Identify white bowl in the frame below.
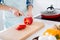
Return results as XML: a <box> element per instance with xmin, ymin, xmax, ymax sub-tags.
<box><xmin>38</xmin><ymin>35</ymin><xmax>57</xmax><ymax>40</ymax></box>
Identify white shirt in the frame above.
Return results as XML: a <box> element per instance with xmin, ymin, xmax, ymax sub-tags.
<box><xmin>4</xmin><ymin>0</ymin><xmax>26</xmax><ymax>11</ymax></box>
<box><xmin>3</xmin><ymin>0</ymin><xmax>33</xmax><ymax>28</ymax></box>
<box><xmin>4</xmin><ymin>0</ymin><xmax>28</xmax><ymax>28</ymax></box>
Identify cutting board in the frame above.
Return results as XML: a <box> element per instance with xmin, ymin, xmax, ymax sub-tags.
<box><xmin>0</xmin><ymin>22</ymin><xmax>44</xmax><ymax>40</ymax></box>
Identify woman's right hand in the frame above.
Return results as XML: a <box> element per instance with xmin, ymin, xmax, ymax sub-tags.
<box><xmin>0</xmin><ymin>5</ymin><xmax>24</xmax><ymax>17</ymax></box>
<box><xmin>14</xmin><ymin>9</ymin><xmax>24</xmax><ymax>17</ymax></box>
<box><xmin>14</xmin><ymin>10</ymin><xmax>22</xmax><ymax>17</ymax></box>
<box><xmin>9</xmin><ymin>7</ymin><xmax>24</xmax><ymax>17</ymax></box>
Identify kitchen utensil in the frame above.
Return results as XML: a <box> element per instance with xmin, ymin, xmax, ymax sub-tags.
<box><xmin>41</xmin><ymin>5</ymin><xmax>60</xmax><ymax>19</ymax></box>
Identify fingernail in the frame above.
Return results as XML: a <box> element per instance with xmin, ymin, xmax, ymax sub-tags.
<box><xmin>19</xmin><ymin>13</ymin><xmax>22</xmax><ymax>16</ymax></box>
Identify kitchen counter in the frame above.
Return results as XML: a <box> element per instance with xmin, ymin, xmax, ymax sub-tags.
<box><xmin>0</xmin><ymin>17</ymin><xmax>60</xmax><ymax>40</ymax></box>
<box><xmin>0</xmin><ymin>8</ymin><xmax>60</xmax><ymax>40</ymax></box>
<box><xmin>26</xmin><ymin>18</ymin><xmax>60</xmax><ymax>40</ymax></box>
<box><xmin>0</xmin><ymin>19</ymin><xmax>44</xmax><ymax>40</ymax></box>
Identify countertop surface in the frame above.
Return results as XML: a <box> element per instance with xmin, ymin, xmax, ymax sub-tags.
<box><xmin>0</xmin><ymin>18</ymin><xmax>60</xmax><ymax>40</ymax></box>
<box><xmin>0</xmin><ymin>21</ymin><xmax>44</xmax><ymax>40</ymax></box>
<box><xmin>0</xmin><ymin>9</ymin><xmax>60</xmax><ymax>40</ymax></box>
<box><xmin>26</xmin><ymin>19</ymin><xmax>60</xmax><ymax>40</ymax></box>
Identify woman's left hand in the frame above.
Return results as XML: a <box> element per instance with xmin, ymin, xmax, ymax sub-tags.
<box><xmin>27</xmin><ymin>11</ymin><xmax>33</xmax><ymax>17</ymax></box>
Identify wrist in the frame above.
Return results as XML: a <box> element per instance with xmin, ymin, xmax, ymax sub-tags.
<box><xmin>27</xmin><ymin>5</ymin><xmax>33</xmax><ymax>10</ymax></box>
<box><xmin>9</xmin><ymin>7</ymin><xmax>19</xmax><ymax>13</ymax></box>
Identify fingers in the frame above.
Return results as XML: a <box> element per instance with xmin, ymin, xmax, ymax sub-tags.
<box><xmin>19</xmin><ymin>11</ymin><xmax>24</xmax><ymax>16</ymax></box>
<box><xmin>14</xmin><ymin>10</ymin><xmax>24</xmax><ymax>17</ymax></box>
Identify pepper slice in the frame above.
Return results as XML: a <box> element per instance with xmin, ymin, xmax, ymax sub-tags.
<box><xmin>16</xmin><ymin>24</ymin><xmax>26</xmax><ymax>30</ymax></box>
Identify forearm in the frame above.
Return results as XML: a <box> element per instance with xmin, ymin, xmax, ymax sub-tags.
<box><xmin>27</xmin><ymin>5</ymin><xmax>33</xmax><ymax>17</ymax></box>
<box><xmin>27</xmin><ymin>5</ymin><xmax>33</xmax><ymax>12</ymax></box>
<box><xmin>0</xmin><ymin>5</ymin><xmax>22</xmax><ymax>16</ymax></box>
<box><xmin>26</xmin><ymin>0</ymin><xmax>33</xmax><ymax>10</ymax></box>
<box><xmin>26</xmin><ymin>0</ymin><xmax>33</xmax><ymax>16</ymax></box>
<box><xmin>0</xmin><ymin>5</ymin><xmax>18</xmax><ymax>12</ymax></box>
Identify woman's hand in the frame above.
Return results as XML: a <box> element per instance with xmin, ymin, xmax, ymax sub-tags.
<box><xmin>27</xmin><ymin>5</ymin><xmax>33</xmax><ymax>17</ymax></box>
<box><xmin>0</xmin><ymin>5</ymin><xmax>24</xmax><ymax>17</ymax></box>
<box><xmin>27</xmin><ymin>11</ymin><xmax>33</xmax><ymax>17</ymax></box>
<box><xmin>9</xmin><ymin>7</ymin><xmax>24</xmax><ymax>17</ymax></box>
<box><xmin>14</xmin><ymin>10</ymin><xmax>23</xmax><ymax>17</ymax></box>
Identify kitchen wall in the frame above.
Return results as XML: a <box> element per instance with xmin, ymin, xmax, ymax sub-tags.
<box><xmin>32</xmin><ymin>0</ymin><xmax>60</xmax><ymax>16</ymax></box>
<box><xmin>36</xmin><ymin>0</ymin><xmax>60</xmax><ymax>9</ymax></box>
<box><xmin>4</xmin><ymin>0</ymin><xmax>60</xmax><ymax>16</ymax></box>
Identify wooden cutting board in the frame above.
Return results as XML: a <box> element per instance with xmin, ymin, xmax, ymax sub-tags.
<box><xmin>0</xmin><ymin>22</ymin><xmax>44</xmax><ymax>40</ymax></box>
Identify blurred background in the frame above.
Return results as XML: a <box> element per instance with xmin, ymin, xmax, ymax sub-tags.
<box><xmin>0</xmin><ymin>0</ymin><xmax>60</xmax><ymax>31</ymax></box>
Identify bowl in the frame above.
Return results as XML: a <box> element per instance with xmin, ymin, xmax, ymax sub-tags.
<box><xmin>41</xmin><ymin>11</ymin><xmax>60</xmax><ymax>19</ymax></box>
